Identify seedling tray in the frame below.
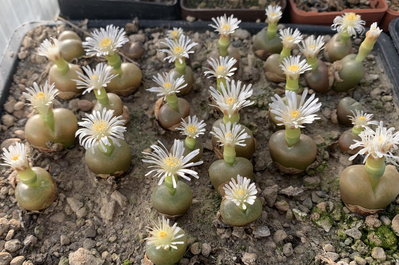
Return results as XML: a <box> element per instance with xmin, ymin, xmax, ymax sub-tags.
<box><xmin>389</xmin><ymin>18</ymin><xmax>399</xmax><ymax>54</ymax></box>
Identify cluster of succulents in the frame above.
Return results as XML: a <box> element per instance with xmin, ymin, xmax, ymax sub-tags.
<box><xmin>1</xmin><ymin>6</ymin><xmax>399</xmax><ymax>265</ymax></box>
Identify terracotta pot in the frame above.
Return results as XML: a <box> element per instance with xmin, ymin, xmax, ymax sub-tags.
<box><xmin>288</xmin><ymin>0</ymin><xmax>387</xmax><ymax>26</ymax></box>
<box><xmin>381</xmin><ymin>8</ymin><xmax>399</xmax><ymax>32</ymax></box>
<box><xmin>181</xmin><ymin>0</ymin><xmax>286</xmax><ymax>21</ymax></box>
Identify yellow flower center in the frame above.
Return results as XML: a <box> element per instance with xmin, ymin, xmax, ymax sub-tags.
<box><xmin>171</xmin><ymin>31</ymin><xmax>179</xmax><ymax>38</ymax></box>
<box><xmin>164</xmin><ymin>156</ymin><xmax>180</xmax><ymax>169</ymax></box>
<box><xmin>225</xmin><ymin>132</ymin><xmax>233</xmax><ymax>140</ymax></box>
<box><xmin>225</xmin><ymin>97</ymin><xmax>236</xmax><ymax>105</ymax></box>
<box><xmin>235</xmin><ymin>188</ymin><xmax>246</xmax><ymax>197</ymax></box>
<box><xmin>35</xmin><ymin>92</ymin><xmax>46</xmax><ymax>99</ymax></box>
<box><xmin>186</xmin><ymin>124</ymin><xmax>198</xmax><ymax>134</ymax></box>
<box><xmin>99</xmin><ymin>37</ymin><xmax>112</xmax><ymax>48</ymax></box>
<box><xmin>269</xmin><ymin>12</ymin><xmax>277</xmax><ymax>17</ymax></box>
<box><xmin>11</xmin><ymin>155</ymin><xmax>20</xmax><ymax>161</ymax></box>
<box><xmin>287</xmin><ymin>64</ymin><xmax>300</xmax><ymax>72</ymax></box>
<box><xmin>92</xmin><ymin>120</ymin><xmax>108</xmax><ymax>134</ymax></box>
<box><xmin>308</xmin><ymin>44</ymin><xmax>316</xmax><ymax>50</ymax></box>
<box><xmin>158</xmin><ymin>231</ymin><xmax>168</xmax><ymax>238</ymax></box>
<box><xmin>216</xmin><ymin>65</ymin><xmax>226</xmax><ymax>73</ymax></box>
<box><xmin>289</xmin><ymin>110</ymin><xmax>300</xmax><ymax>118</ymax></box>
<box><xmin>163</xmin><ymin>82</ymin><xmax>173</xmax><ymax>89</ymax></box>
<box><xmin>173</xmin><ymin>46</ymin><xmax>183</xmax><ymax>54</ymax></box>
<box><xmin>345</xmin><ymin>13</ymin><xmax>357</xmax><ymax>21</ymax></box>
<box><xmin>91</xmin><ymin>74</ymin><xmax>99</xmax><ymax>81</ymax></box>
<box><xmin>222</xmin><ymin>24</ymin><xmax>231</xmax><ymax>32</ymax></box>
<box><xmin>358</xmin><ymin>116</ymin><xmax>367</xmax><ymax>121</ymax></box>
<box><xmin>285</xmin><ymin>36</ymin><xmax>294</xmax><ymax>41</ymax></box>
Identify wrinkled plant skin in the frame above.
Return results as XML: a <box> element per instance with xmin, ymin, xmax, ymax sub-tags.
<box><xmin>337</xmin><ymin>97</ymin><xmax>363</xmax><ymax>126</ymax></box>
<box><xmin>183</xmin><ymin>141</ymin><xmax>203</xmax><ymax>163</ymax></box>
<box><xmin>58</xmin><ymin>31</ymin><xmax>84</xmax><ymax>62</ymax></box>
<box><xmin>340</xmin><ymin>165</ymin><xmax>399</xmax><ymax>212</ymax></box>
<box><xmin>106</xmin><ymin>63</ymin><xmax>142</xmax><ymax>96</ymax></box>
<box><xmin>146</xmin><ymin>234</ymin><xmax>188</xmax><ymax>265</ymax></box>
<box><xmin>333</xmin><ymin>54</ymin><xmax>364</xmax><ymax>92</ymax></box>
<box><xmin>324</xmin><ymin>33</ymin><xmax>352</xmax><ymax>62</ymax></box>
<box><xmin>305</xmin><ymin>60</ymin><xmax>330</xmax><ymax>93</ymax></box>
<box><xmin>208</xmin><ymin>157</ymin><xmax>254</xmax><ymax>195</ymax></box>
<box><xmin>93</xmin><ymin>93</ymin><xmax>124</xmax><ymax>117</ymax></box>
<box><xmin>269</xmin><ymin>130</ymin><xmax>317</xmax><ymax>174</ymax></box>
<box><xmin>25</xmin><ymin>108</ymin><xmax>78</xmax><ymax>152</ymax></box>
<box><xmin>151</xmin><ymin>181</ymin><xmax>192</xmax><ymax>216</ymax></box>
<box><xmin>85</xmin><ymin>140</ymin><xmax>132</xmax><ymax>176</ymax></box>
<box><xmin>253</xmin><ymin>28</ymin><xmax>283</xmax><ymax>60</ymax></box>
<box><xmin>155</xmin><ymin>98</ymin><xmax>190</xmax><ymax>131</ymax></box>
<box><xmin>15</xmin><ymin>167</ymin><xmax>57</xmax><ymax>211</ymax></box>
<box><xmin>220</xmin><ymin>198</ymin><xmax>262</xmax><ymax>227</ymax></box>
<box><xmin>263</xmin><ymin>54</ymin><xmax>285</xmax><ymax>82</ymax></box>
<box><xmin>338</xmin><ymin>129</ymin><xmax>361</xmax><ymax>155</ymax></box>
<box><xmin>212</xmin><ymin>119</ymin><xmax>256</xmax><ymax>159</ymax></box>
<box><xmin>49</xmin><ymin>63</ymin><xmax>82</xmax><ymax>99</ymax></box>
<box><xmin>170</xmin><ymin>66</ymin><xmax>194</xmax><ymax>95</ymax></box>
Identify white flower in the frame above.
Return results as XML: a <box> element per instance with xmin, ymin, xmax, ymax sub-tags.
<box><xmin>142</xmin><ymin>140</ymin><xmax>203</xmax><ymax>188</ymax></box>
<box><xmin>349</xmin><ymin>110</ymin><xmax>378</xmax><ymax>129</ymax></box>
<box><xmin>299</xmin><ymin>35</ymin><xmax>325</xmax><ymax>58</ymax></box>
<box><xmin>146</xmin><ymin>217</ymin><xmax>185</xmax><ymax>250</ymax></box>
<box><xmin>23</xmin><ymin>81</ymin><xmax>59</xmax><ymax>113</ymax></box>
<box><xmin>147</xmin><ymin>72</ymin><xmax>187</xmax><ymax>97</ymax></box>
<box><xmin>280</xmin><ymin>55</ymin><xmax>312</xmax><ymax>79</ymax></box>
<box><xmin>265</xmin><ymin>5</ymin><xmax>282</xmax><ymax>24</ymax></box>
<box><xmin>209</xmin><ymin>80</ymin><xmax>254</xmax><ymax>118</ymax></box>
<box><xmin>349</xmin><ymin>121</ymin><xmax>399</xmax><ymax>164</ymax></box>
<box><xmin>279</xmin><ymin>28</ymin><xmax>303</xmax><ymax>49</ymax></box>
<box><xmin>83</xmin><ymin>25</ymin><xmax>128</xmax><ymax>57</ymax></box>
<box><xmin>223</xmin><ymin>175</ymin><xmax>257</xmax><ymax>210</ymax></box>
<box><xmin>75</xmin><ymin>63</ymin><xmax>117</xmax><ymax>94</ymax></box>
<box><xmin>177</xmin><ymin>116</ymin><xmax>206</xmax><ymax>139</ymax></box>
<box><xmin>38</xmin><ymin>38</ymin><xmax>61</xmax><ymax>61</ymax></box>
<box><xmin>211</xmin><ymin>122</ymin><xmax>249</xmax><ymax>147</ymax></box>
<box><xmin>331</xmin><ymin>12</ymin><xmax>365</xmax><ymax>36</ymax></box>
<box><xmin>366</xmin><ymin>22</ymin><xmax>382</xmax><ymax>40</ymax></box>
<box><xmin>160</xmin><ymin>35</ymin><xmax>197</xmax><ymax>64</ymax></box>
<box><xmin>204</xmin><ymin>56</ymin><xmax>237</xmax><ymax>81</ymax></box>
<box><xmin>76</xmin><ymin>109</ymin><xmax>126</xmax><ymax>152</ymax></box>
<box><xmin>1</xmin><ymin>142</ymin><xmax>29</xmax><ymax>171</ymax></box>
<box><xmin>209</xmin><ymin>14</ymin><xmax>241</xmax><ymax>36</ymax></box>
<box><xmin>270</xmin><ymin>89</ymin><xmax>321</xmax><ymax>128</ymax></box>
<box><xmin>167</xmin><ymin>27</ymin><xmax>184</xmax><ymax>40</ymax></box>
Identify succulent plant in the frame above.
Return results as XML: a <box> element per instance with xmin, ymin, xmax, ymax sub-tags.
<box><xmin>38</xmin><ymin>38</ymin><xmax>82</xmax><ymax>99</ymax></box>
<box><xmin>209</xmin><ymin>14</ymin><xmax>241</xmax><ymax>58</ymax></box>
<box><xmin>253</xmin><ymin>5</ymin><xmax>283</xmax><ymax>60</ymax></box>
<box><xmin>204</xmin><ymin>56</ymin><xmax>237</xmax><ymax>92</ymax></box>
<box><xmin>336</xmin><ymin>97</ymin><xmax>364</xmax><ymax>126</ymax></box>
<box><xmin>142</xmin><ymin>140</ymin><xmax>203</xmax><ymax>216</ymax></box>
<box><xmin>24</xmin><ymin>82</ymin><xmax>78</xmax><ymax>152</ymax></box>
<box><xmin>280</xmin><ymin>55</ymin><xmax>312</xmax><ymax>93</ymax></box>
<box><xmin>76</xmin><ymin>109</ymin><xmax>131</xmax><ymax>177</ymax></box>
<box><xmin>58</xmin><ymin>30</ymin><xmax>84</xmax><ymax>62</ymax></box>
<box><xmin>84</xmin><ymin>25</ymin><xmax>142</xmax><ymax>96</ymax></box>
<box><xmin>1</xmin><ymin>142</ymin><xmax>56</xmax><ymax>211</ymax></box>
<box><xmin>268</xmin><ymin>89</ymin><xmax>321</xmax><ymax>173</ymax></box>
<box><xmin>176</xmin><ymin>115</ymin><xmax>206</xmax><ymax>162</ymax></box>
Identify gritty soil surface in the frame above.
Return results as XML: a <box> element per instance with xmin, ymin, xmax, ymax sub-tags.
<box><xmin>386</xmin><ymin>0</ymin><xmax>399</xmax><ymax>11</ymax></box>
<box><xmin>295</xmin><ymin>0</ymin><xmax>372</xmax><ymax>12</ymax></box>
<box><xmin>0</xmin><ymin>21</ymin><xmax>399</xmax><ymax>265</ymax></box>
<box><xmin>185</xmin><ymin>0</ymin><xmax>283</xmax><ymax>9</ymax></box>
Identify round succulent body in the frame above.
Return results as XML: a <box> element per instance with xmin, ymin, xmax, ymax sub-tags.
<box><xmin>106</xmin><ymin>62</ymin><xmax>142</xmax><ymax>96</ymax></box>
<box><xmin>340</xmin><ymin>165</ymin><xmax>399</xmax><ymax>214</ymax></box>
<box><xmin>263</xmin><ymin>54</ymin><xmax>285</xmax><ymax>82</ymax></box>
<box><xmin>337</xmin><ymin>97</ymin><xmax>363</xmax><ymax>126</ymax></box>
<box><xmin>333</xmin><ymin>54</ymin><xmax>364</xmax><ymax>92</ymax></box>
<box><xmin>304</xmin><ymin>60</ymin><xmax>330</xmax><ymax>93</ymax></box>
<box><xmin>25</xmin><ymin>108</ymin><xmax>77</xmax><ymax>152</ymax></box>
<box><xmin>208</xmin><ymin>158</ymin><xmax>253</xmax><ymax>195</ymax></box>
<box><xmin>93</xmin><ymin>93</ymin><xmax>124</xmax><ymax>117</ymax></box>
<box><xmin>151</xmin><ymin>181</ymin><xmax>193</xmax><ymax>217</ymax></box>
<box><xmin>15</xmin><ymin>167</ymin><xmax>57</xmax><ymax>211</ymax></box>
<box><xmin>170</xmin><ymin>66</ymin><xmax>194</xmax><ymax>95</ymax></box>
<box><xmin>211</xmin><ymin>119</ymin><xmax>255</xmax><ymax>159</ymax></box>
<box><xmin>84</xmin><ymin>139</ymin><xmax>131</xmax><ymax>176</ymax></box>
<box><xmin>155</xmin><ymin>98</ymin><xmax>190</xmax><ymax>131</ymax></box>
<box><xmin>220</xmin><ymin>198</ymin><xmax>262</xmax><ymax>226</ymax></box>
<box><xmin>58</xmin><ymin>31</ymin><xmax>84</xmax><ymax>62</ymax></box>
<box><xmin>253</xmin><ymin>28</ymin><xmax>283</xmax><ymax>60</ymax></box>
<box><xmin>324</xmin><ymin>33</ymin><xmax>352</xmax><ymax>62</ymax></box>
<box><xmin>268</xmin><ymin>130</ymin><xmax>317</xmax><ymax>174</ymax></box>
<box><xmin>49</xmin><ymin>63</ymin><xmax>82</xmax><ymax>99</ymax></box>
<box><xmin>146</xmin><ymin>234</ymin><xmax>188</xmax><ymax>265</ymax></box>
<box><xmin>338</xmin><ymin>129</ymin><xmax>361</xmax><ymax>155</ymax></box>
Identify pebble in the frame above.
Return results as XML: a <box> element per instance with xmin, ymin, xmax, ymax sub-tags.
<box><xmin>13</xmin><ymin>130</ymin><xmax>25</xmax><ymax>139</ymax></box>
<box><xmin>190</xmin><ymin>242</ymin><xmax>201</xmax><ymax>255</ymax></box>
<box><xmin>262</xmin><ymin>185</ymin><xmax>278</xmax><ymax>207</ymax></box>
<box><xmin>345</xmin><ymin>228</ymin><xmax>362</xmax><ymax>240</ymax></box>
<box><xmin>365</xmin><ymin>214</ymin><xmax>381</xmax><ymax>228</ymax></box>
<box><xmin>279</xmin><ymin>186</ymin><xmax>304</xmax><ymax>197</ymax></box>
<box><xmin>23</xmin><ymin>235</ymin><xmax>37</xmax><ymax>247</ymax></box>
<box><xmin>201</xmin><ymin>243</ymin><xmax>211</xmax><ymax>257</ymax></box>
<box><xmin>391</xmin><ymin>214</ymin><xmax>399</xmax><ymax>235</ymax></box>
<box><xmin>323</xmin><ymin>243</ymin><xmax>335</xmax><ymax>252</ymax></box>
<box><xmin>4</xmin><ymin>239</ymin><xmax>22</xmax><ymax>253</ymax></box>
<box><xmin>303</xmin><ymin>176</ymin><xmax>320</xmax><ymax>189</ymax></box>
<box><xmin>77</xmin><ymin>100</ymin><xmax>93</xmax><ymax>112</ymax></box>
<box><xmin>68</xmin><ymin>248</ymin><xmax>103</xmax><ymax>265</ymax></box>
<box><xmin>0</xmin><ymin>252</ymin><xmax>12</xmax><ymax>265</ymax></box>
<box><xmin>253</xmin><ymin>226</ymin><xmax>271</xmax><ymax>238</ymax></box>
<box><xmin>5</xmin><ymin>230</ymin><xmax>14</xmax><ymax>241</ymax></box>
<box><xmin>273</xmin><ymin>230</ymin><xmax>287</xmax><ymax>244</ymax></box>
<box><xmin>241</xmin><ymin>252</ymin><xmax>257</xmax><ymax>265</ymax></box>
<box><xmin>10</xmin><ymin>256</ymin><xmax>25</xmax><ymax>265</ymax></box>
<box><xmin>371</xmin><ymin>247</ymin><xmax>386</xmax><ymax>261</ymax></box>
<box><xmin>66</xmin><ymin>197</ymin><xmax>87</xmax><ymax>218</ymax></box>
<box><xmin>275</xmin><ymin>200</ymin><xmax>290</xmax><ymax>212</ymax></box>
<box><xmin>60</xmin><ymin>235</ymin><xmax>70</xmax><ymax>246</ymax></box>
<box><xmin>325</xmin><ymin>252</ymin><xmax>339</xmax><ymax>262</ymax></box>
<box><xmin>233</xmin><ymin>29</ymin><xmax>250</xmax><ymax>40</ymax></box>
<box><xmin>283</xmin><ymin>243</ymin><xmax>293</xmax><ymax>256</ymax></box>
<box><xmin>1</xmin><ymin>115</ymin><xmax>15</xmax><ymax>127</ymax></box>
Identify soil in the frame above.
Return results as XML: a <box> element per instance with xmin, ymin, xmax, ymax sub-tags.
<box><xmin>0</xmin><ymin>21</ymin><xmax>399</xmax><ymax>265</ymax></box>
<box><xmin>295</xmin><ymin>0</ymin><xmax>372</xmax><ymax>12</ymax></box>
<box><xmin>386</xmin><ymin>0</ymin><xmax>399</xmax><ymax>11</ymax></box>
<box><xmin>185</xmin><ymin>0</ymin><xmax>280</xmax><ymax>9</ymax></box>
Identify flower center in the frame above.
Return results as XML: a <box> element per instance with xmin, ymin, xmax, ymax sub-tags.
<box><xmin>173</xmin><ymin>46</ymin><xmax>183</xmax><ymax>54</ymax></box>
<box><xmin>216</xmin><ymin>65</ymin><xmax>226</xmax><ymax>74</ymax></box>
<box><xmin>186</xmin><ymin>124</ymin><xmax>198</xmax><ymax>134</ymax></box>
<box><xmin>158</xmin><ymin>231</ymin><xmax>168</xmax><ymax>238</ymax></box>
<box><xmin>235</xmin><ymin>188</ymin><xmax>246</xmax><ymax>197</ymax></box>
<box><xmin>287</xmin><ymin>64</ymin><xmax>300</xmax><ymax>72</ymax></box>
<box><xmin>99</xmin><ymin>37</ymin><xmax>112</xmax><ymax>48</ymax></box>
<box><xmin>163</xmin><ymin>156</ymin><xmax>181</xmax><ymax>170</ymax></box>
<box><xmin>269</xmin><ymin>12</ymin><xmax>277</xmax><ymax>17</ymax></box>
<box><xmin>358</xmin><ymin>116</ymin><xmax>367</xmax><ymax>121</ymax></box>
<box><xmin>289</xmin><ymin>110</ymin><xmax>300</xmax><ymax>118</ymax></box>
<box><xmin>92</xmin><ymin>120</ymin><xmax>108</xmax><ymax>134</ymax></box>
<box><xmin>346</xmin><ymin>13</ymin><xmax>357</xmax><ymax>21</ymax></box>
<box><xmin>308</xmin><ymin>44</ymin><xmax>316</xmax><ymax>50</ymax></box>
<box><xmin>91</xmin><ymin>74</ymin><xmax>99</xmax><ymax>81</ymax></box>
<box><xmin>163</xmin><ymin>82</ymin><xmax>173</xmax><ymax>89</ymax></box>
<box><xmin>11</xmin><ymin>155</ymin><xmax>20</xmax><ymax>161</ymax></box>
<box><xmin>35</xmin><ymin>92</ymin><xmax>46</xmax><ymax>99</ymax></box>
<box><xmin>285</xmin><ymin>36</ymin><xmax>294</xmax><ymax>42</ymax></box>
<box><xmin>225</xmin><ymin>132</ymin><xmax>234</xmax><ymax>142</ymax></box>
<box><xmin>225</xmin><ymin>97</ymin><xmax>236</xmax><ymax>105</ymax></box>
<box><xmin>222</xmin><ymin>24</ymin><xmax>231</xmax><ymax>32</ymax></box>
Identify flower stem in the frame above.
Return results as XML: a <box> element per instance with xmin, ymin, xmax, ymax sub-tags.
<box><xmin>338</xmin><ymin>31</ymin><xmax>350</xmax><ymax>42</ymax></box>
<box><xmin>17</xmin><ymin>168</ymin><xmax>37</xmax><ymax>186</ymax></box>
<box><xmin>54</xmin><ymin>58</ymin><xmax>69</xmax><ymax>75</ymax></box>
<box><xmin>216</xmin><ymin>77</ymin><xmax>227</xmax><ymax>92</ymax></box>
<box><xmin>94</xmin><ymin>87</ymin><xmax>110</xmax><ymax>107</ymax></box>
<box><xmin>97</xmin><ymin>141</ymin><xmax>114</xmax><ymax>156</ymax></box>
<box><xmin>351</xmin><ymin>126</ymin><xmax>364</xmax><ymax>136</ymax></box>
<box><xmin>285</xmin><ymin>78</ymin><xmax>299</xmax><ymax>93</ymax></box>
<box><xmin>223</xmin><ymin>144</ymin><xmax>236</xmax><ymax>165</ymax></box>
<box><xmin>365</xmin><ymin>157</ymin><xmax>385</xmax><ymax>190</ymax></box>
<box><xmin>280</xmin><ymin>47</ymin><xmax>291</xmax><ymax>60</ymax></box>
<box><xmin>306</xmin><ymin>56</ymin><xmax>319</xmax><ymax>71</ymax></box>
<box><xmin>223</xmin><ymin>113</ymin><xmax>240</xmax><ymax>124</ymax></box>
<box><xmin>165</xmin><ymin>94</ymin><xmax>179</xmax><ymax>112</ymax></box>
<box><xmin>285</xmin><ymin>127</ymin><xmax>301</xmax><ymax>147</ymax></box>
<box><xmin>164</xmin><ymin>175</ymin><xmax>176</xmax><ymax>195</ymax></box>
<box><xmin>356</xmin><ymin>38</ymin><xmax>375</xmax><ymax>62</ymax></box>
<box><xmin>218</xmin><ymin>35</ymin><xmax>230</xmax><ymax>57</ymax></box>
<box><xmin>185</xmin><ymin>137</ymin><xmax>196</xmax><ymax>150</ymax></box>
<box><xmin>39</xmin><ymin>107</ymin><xmax>55</xmax><ymax>133</ymax></box>
<box><xmin>175</xmin><ymin>60</ymin><xmax>186</xmax><ymax>75</ymax></box>
<box><xmin>105</xmin><ymin>53</ymin><xmax>122</xmax><ymax>75</ymax></box>
<box><xmin>266</xmin><ymin>22</ymin><xmax>278</xmax><ymax>39</ymax></box>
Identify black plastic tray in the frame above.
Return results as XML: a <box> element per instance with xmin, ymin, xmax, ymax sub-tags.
<box><xmin>389</xmin><ymin>18</ymin><xmax>399</xmax><ymax>54</ymax></box>
<box><xmin>1</xmin><ymin>20</ymin><xmax>399</xmax><ymax>113</ymax></box>
<box><xmin>58</xmin><ymin>0</ymin><xmax>180</xmax><ymax>20</ymax></box>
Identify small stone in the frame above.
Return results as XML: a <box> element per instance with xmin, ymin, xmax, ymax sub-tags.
<box><xmin>345</xmin><ymin>228</ymin><xmax>362</xmax><ymax>240</ymax></box>
<box><xmin>10</xmin><ymin>256</ymin><xmax>25</xmax><ymax>265</ymax></box>
<box><xmin>241</xmin><ymin>252</ymin><xmax>257</xmax><ymax>265</ymax></box>
<box><xmin>303</xmin><ymin>176</ymin><xmax>320</xmax><ymax>189</ymax></box>
<box><xmin>58</xmin><ymin>257</ymin><xmax>68</xmax><ymax>265</ymax></box>
<box><xmin>391</xmin><ymin>214</ymin><xmax>399</xmax><ymax>235</ymax></box>
<box><xmin>66</xmin><ymin>197</ymin><xmax>87</xmax><ymax>218</ymax></box>
<box><xmin>365</xmin><ymin>214</ymin><xmax>381</xmax><ymax>228</ymax></box>
<box><xmin>68</xmin><ymin>248</ymin><xmax>103</xmax><ymax>265</ymax></box>
<box><xmin>2</xmin><ymin>115</ymin><xmax>15</xmax><ymax>127</ymax></box>
<box><xmin>253</xmin><ymin>226</ymin><xmax>271</xmax><ymax>238</ymax></box>
<box><xmin>262</xmin><ymin>185</ymin><xmax>278</xmax><ymax>207</ymax></box>
<box><xmin>77</xmin><ymin>100</ymin><xmax>93</xmax><ymax>112</ymax></box>
<box><xmin>371</xmin><ymin>247</ymin><xmax>386</xmax><ymax>261</ymax></box>
<box><xmin>201</xmin><ymin>243</ymin><xmax>211</xmax><ymax>257</ymax></box>
<box><xmin>13</xmin><ymin>102</ymin><xmax>24</xmax><ymax>111</ymax></box>
<box><xmin>23</xmin><ymin>235</ymin><xmax>37</xmax><ymax>247</ymax></box>
<box><xmin>5</xmin><ymin>230</ymin><xmax>14</xmax><ymax>241</ymax></box>
<box><xmin>279</xmin><ymin>186</ymin><xmax>304</xmax><ymax>197</ymax></box>
<box><xmin>83</xmin><ymin>225</ymin><xmax>97</xmax><ymax>238</ymax></box>
<box><xmin>273</xmin><ymin>230</ymin><xmax>287</xmax><ymax>244</ymax></box>
<box><xmin>190</xmin><ymin>242</ymin><xmax>201</xmax><ymax>255</ymax></box>
<box><xmin>186</xmin><ymin>16</ymin><xmax>196</xmax><ymax>22</ymax></box>
<box><xmin>14</xmin><ymin>130</ymin><xmax>25</xmax><ymax>139</ymax></box>
<box><xmin>233</xmin><ymin>29</ymin><xmax>250</xmax><ymax>40</ymax></box>
<box><xmin>4</xmin><ymin>239</ymin><xmax>22</xmax><ymax>253</ymax></box>
<box><xmin>323</xmin><ymin>243</ymin><xmax>335</xmax><ymax>252</ymax></box>
<box><xmin>283</xmin><ymin>243</ymin><xmax>293</xmax><ymax>256</ymax></box>
<box><xmin>108</xmin><ymin>235</ymin><xmax>117</xmax><ymax>243</ymax></box>
<box><xmin>111</xmin><ymin>190</ymin><xmax>128</xmax><ymax>208</ymax></box>
<box><xmin>60</xmin><ymin>235</ymin><xmax>70</xmax><ymax>246</ymax></box>
<box><xmin>275</xmin><ymin>200</ymin><xmax>290</xmax><ymax>212</ymax></box>
<box><xmin>0</xmin><ymin>252</ymin><xmax>12</xmax><ymax>265</ymax></box>
<box><xmin>325</xmin><ymin>252</ymin><xmax>339</xmax><ymax>262</ymax></box>
<box><xmin>4</xmin><ymin>99</ymin><xmax>16</xmax><ymax>113</ymax></box>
